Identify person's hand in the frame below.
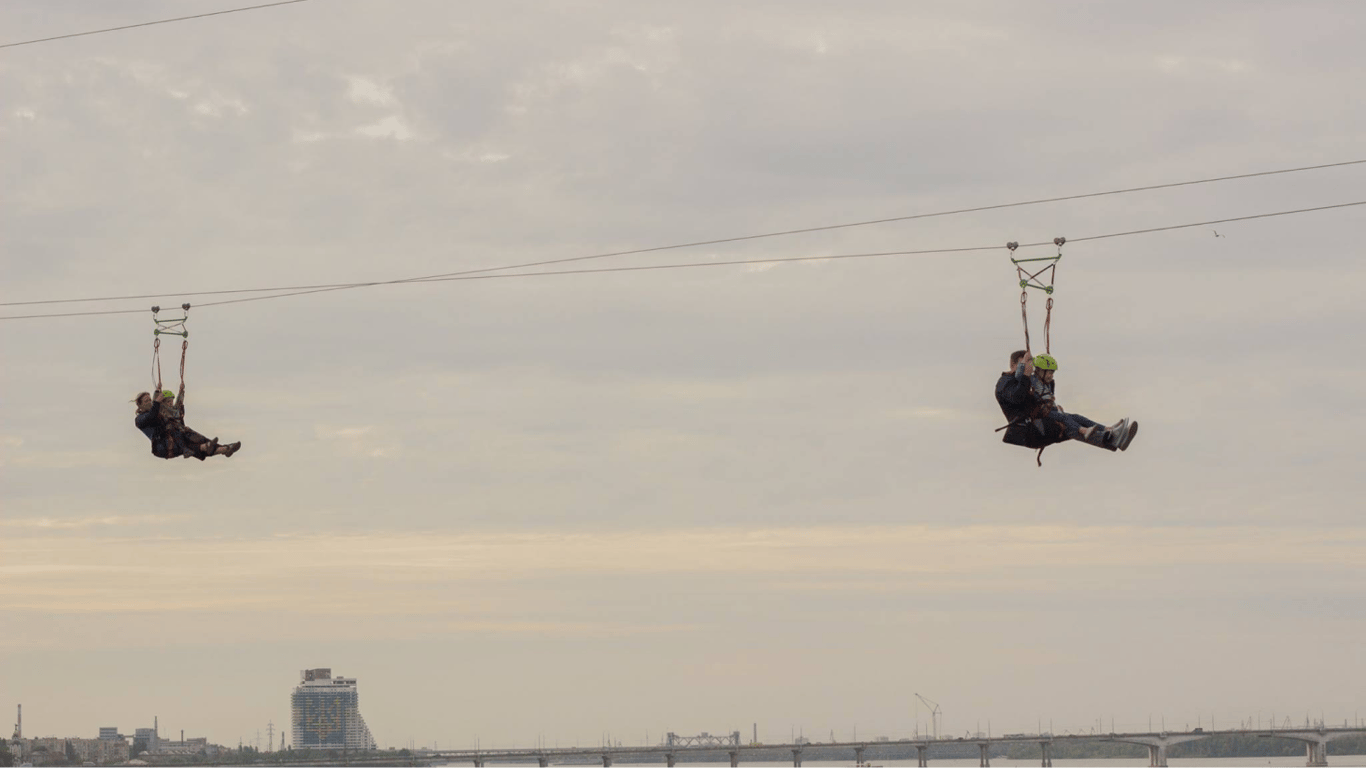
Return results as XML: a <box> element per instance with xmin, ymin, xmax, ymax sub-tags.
<box><xmin>1023</xmin><ymin>357</ymin><xmax>1035</xmax><ymax>376</ymax></box>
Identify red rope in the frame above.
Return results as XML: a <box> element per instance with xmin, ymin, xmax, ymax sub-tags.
<box><xmin>1043</xmin><ymin>297</ymin><xmax>1053</xmax><ymax>355</ymax></box>
<box><xmin>152</xmin><ymin>337</ymin><xmax>162</xmax><ymax>390</ymax></box>
<box><xmin>180</xmin><ymin>339</ymin><xmax>187</xmax><ymax>387</ymax></box>
<box><xmin>1019</xmin><ymin>290</ymin><xmax>1032</xmax><ymax>357</ymax></box>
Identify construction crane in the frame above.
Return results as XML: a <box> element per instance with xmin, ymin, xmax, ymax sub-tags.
<box><xmin>914</xmin><ymin>693</ymin><xmax>941</xmax><ymax>740</ymax></box>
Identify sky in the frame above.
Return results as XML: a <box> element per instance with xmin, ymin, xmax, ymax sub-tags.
<box><xmin>2</xmin><ymin>0</ymin><xmax>1365</xmax><ymax>752</ymax></box>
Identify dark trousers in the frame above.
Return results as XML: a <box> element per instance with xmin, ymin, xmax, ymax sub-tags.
<box><xmin>1043</xmin><ymin>410</ymin><xmax>1111</xmax><ymax>449</ymax></box>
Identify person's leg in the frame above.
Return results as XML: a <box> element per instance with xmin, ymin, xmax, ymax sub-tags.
<box><xmin>204</xmin><ymin>440</ymin><xmax>243</xmax><ymax>456</ymax></box>
<box><xmin>176</xmin><ymin>427</ymin><xmax>217</xmax><ymax>460</ymax></box>
<box><xmin>1068</xmin><ymin>413</ymin><xmax>1102</xmax><ymax>430</ymax></box>
<box><xmin>1049</xmin><ymin>412</ymin><xmax>1113</xmax><ymax>450</ymax></box>
<box><xmin>1069</xmin><ymin>413</ymin><xmax>1111</xmax><ymax>446</ymax></box>
<box><xmin>1069</xmin><ymin>412</ymin><xmax>1138</xmax><ymax>450</ymax></box>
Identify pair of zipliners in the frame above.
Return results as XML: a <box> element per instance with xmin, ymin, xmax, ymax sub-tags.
<box><xmin>129</xmin><ymin>241</ymin><xmax>1133</xmax><ymax>466</ymax></box>
<box><xmin>131</xmin><ymin>304</ymin><xmax>242</xmax><ymax>461</ymax></box>
<box><xmin>134</xmin><ymin>386</ymin><xmax>241</xmax><ymax>460</ymax></box>
<box><xmin>994</xmin><ymin>350</ymin><xmax>1137</xmax><ymax>464</ymax></box>
<box><xmin>996</xmin><ymin>239</ymin><xmax>1137</xmax><ymax>465</ymax></box>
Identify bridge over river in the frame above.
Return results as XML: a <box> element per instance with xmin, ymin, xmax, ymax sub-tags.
<box><xmin>418</xmin><ymin>726</ymin><xmax>1366</xmax><ymax>768</ymax></box>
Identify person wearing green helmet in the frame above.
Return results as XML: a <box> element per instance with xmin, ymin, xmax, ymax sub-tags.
<box><xmin>995</xmin><ymin>350</ymin><xmax>1137</xmax><ymax>454</ymax></box>
<box><xmin>133</xmin><ymin>383</ymin><xmax>241</xmax><ymax>460</ymax></box>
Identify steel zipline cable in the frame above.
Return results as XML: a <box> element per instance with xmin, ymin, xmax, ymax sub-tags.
<box><xmin>3</xmin><ymin>200</ymin><xmax>1364</xmax><ymax>322</ymax></box>
<box><xmin>0</xmin><ymin>0</ymin><xmax>314</xmax><ymax>50</ymax></box>
<box><xmin>4</xmin><ymin>157</ymin><xmax>1366</xmax><ymax>313</ymax></box>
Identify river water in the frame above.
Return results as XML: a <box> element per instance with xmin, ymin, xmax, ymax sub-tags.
<box><xmin>430</xmin><ymin>759</ymin><xmax>1366</xmax><ymax>768</ymax></box>
<box><xmin>721</xmin><ymin>754</ymin><xmax>1360</xmax><ymax>765</ymax></box>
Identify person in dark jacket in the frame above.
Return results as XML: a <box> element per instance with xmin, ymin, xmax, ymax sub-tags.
<box><xmin>995</xmin><ymin>351</ymin><xmax>1137</xmax><ymax>452</ymax></box>
<box><xmin>134</xmin><ymin>386</ymin><xmax>241</xmax><ymax>460</ymax></box>
<box><xmin>994</xmin><ymin>349</ymin><xmax>1037</xmax><ymax>426</ymax></box>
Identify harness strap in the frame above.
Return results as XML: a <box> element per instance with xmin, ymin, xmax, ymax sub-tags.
<box><xmin>152</xmin><ymin>337</ymin><xmax>162</xmax><ymax>391</ymax></box>
<box><xmin>1007</xmin><ymin>239</ymin><xmax>1064</xmax><ymax>356</ymax></box>
<box><xmin>1043</xmin><ymin>296</ymin><xmax>1053</xmax><ymax>355</ymax></box>
<box><xmin>150</xmin><ymin>304</ymin><xmax>190</xmax><ymax>391</ymax></box>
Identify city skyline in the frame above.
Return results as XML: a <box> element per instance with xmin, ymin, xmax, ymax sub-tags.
<box><xmin>9</xmin><ymin>692</ymin><xmax>1366</xmax><ymax>753</ymax></box>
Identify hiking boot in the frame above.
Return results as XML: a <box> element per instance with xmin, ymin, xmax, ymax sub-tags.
<box><xmin>1104</xmin><ymin>418</ymin><xmax>1130</xmax><ymax>450</ymax></box>
<box><xmin>1118</xmin><ymin>420</ymin><xmax>1139</xmax><ymax>451</ymax></box>
<box><xmin>224</xmin><ymin>441</ymin><xmax>242</xmax><ymax>457</ymax></box>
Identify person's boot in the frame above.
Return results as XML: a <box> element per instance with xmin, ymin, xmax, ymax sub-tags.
<box><xmin>224</xmin><ymin>441</ymin><xmax>242</xmax><ymax>457</ymax></box>
<box><xmin>1080</xmin><ymin>424</ymin><xmax>1115</xmax><ymax>450</ymax></box>
<box><xmin>1104</xmin><ymin>418</ymin><xmax>1131</xmax><ymax>450</ymax></box>
<box><xmin>1118</xmin><ymin>420</ymin><xmax>1139</xmax><ymax>451</ymax></box>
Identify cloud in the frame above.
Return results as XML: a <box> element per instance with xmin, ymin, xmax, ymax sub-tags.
<box><xmin>346</xmin><ymin>76</ymin><xmax>397</xmax><ymax>106</ymax></box>
<box><xmin>3</xmin><ymin>0</ymin><xmax>1366</xmax><ymax>745</ymax></box>
<box><xmin>1156</xmin><ymin>55</ymin><xmax>1254</xmax><ymax>75</ymax></box>
<box><xmin>0</xmin><ymin>514</ymin><xmax>187</xmax><ymax>530</ymax></box>
<box><xmin>354</xmin><ymin>114</ymin><xmax>416</xmax><ymax>140</ymax></box>
<box><xmin>4</xmin><ymin>524</ymin><xmax>1362</xmax><ymax>616</ymax></box>
<box><xmin>315</xmin><ymin>424</ymin><xmax>400</xmax><ymax>458</ymax></box>
<box><xmin>888</xmin><ymin>406</ymin><xmax>971</xmax><ymax>422</ymax></box>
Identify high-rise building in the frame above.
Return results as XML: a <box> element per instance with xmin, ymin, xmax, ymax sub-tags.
<box><xmin>290</xmin><ymin>668</ymin><xmax>376</xmax><ymax>751</ymax></box>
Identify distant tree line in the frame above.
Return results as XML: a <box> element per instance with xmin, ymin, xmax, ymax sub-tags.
<box><xmin>1004</xmin><ymin>733</ymin><xmax>1366</xmax><ymax>760</ymax></box>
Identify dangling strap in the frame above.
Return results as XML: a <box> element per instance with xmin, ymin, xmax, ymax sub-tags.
<box><xmin>152</xmin><ymin>336</ymin><xmax>162</xmax><ymax>391</ymax></box>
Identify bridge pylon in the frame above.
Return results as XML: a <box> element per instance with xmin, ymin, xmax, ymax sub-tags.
<box><xmin>1106</xmin><ymin>733</ymin><xmax>1205</xmax><ymax>767</ymax></box>
<box><xmin>1257</xmin><ymin>729</ymin><xmax>1341</xmax><ymax>767</ymax></box>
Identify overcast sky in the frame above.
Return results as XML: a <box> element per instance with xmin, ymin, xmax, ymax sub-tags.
<box><xmin>3</xmin><ymin>0</ymin><xmax>1365</xmax><ymax>752</ymax></box>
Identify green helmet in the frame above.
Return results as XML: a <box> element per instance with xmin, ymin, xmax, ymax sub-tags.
<box><xmin>161</xmin><ymin>390</ymin><xmax>176</xmax><ymax>400</ymax></box>
<box><xmin>1033</xmin><ymin>354</ymin><xmax>1058</xmax><ymax>371</ymax></box>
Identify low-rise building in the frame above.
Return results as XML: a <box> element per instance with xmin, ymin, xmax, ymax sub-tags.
<box><xmin>71</xmin><ymin>737</ymin><xmax>130</xmax><ymax>764</ymax></box>
<box><xmin>8</xmin><ymin>737</ymin><xmax>128</xmax><ymax>766</ymax></box>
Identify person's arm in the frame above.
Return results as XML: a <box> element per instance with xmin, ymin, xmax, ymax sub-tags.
<box><xmin>1000</xmin><ymin>375</ymin><xmax>1031</xmax><ymax>408</ymax></box>
<box><xmin>135</xmin><ymin>408</ymin><xmax>160</xmax><ymax>429</ymax></box>
<box><xmin>175</xmin><ymin>381</ymin><xmax>185</xmax><ymax>412</ymax></box>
